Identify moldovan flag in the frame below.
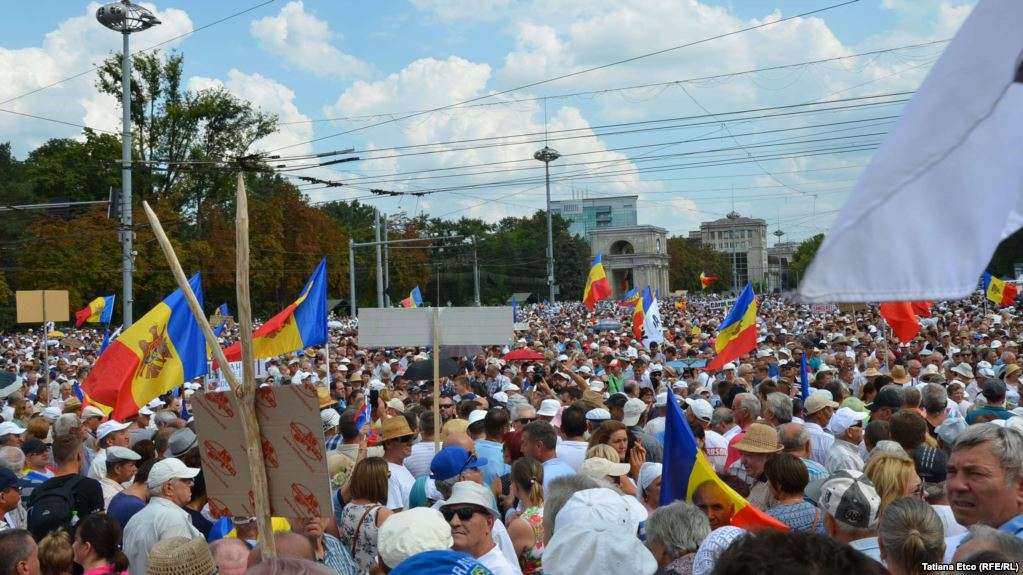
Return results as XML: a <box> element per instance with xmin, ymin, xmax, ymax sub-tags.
<box><xmin>982</xmin><ymin>272</ymin><xmax>1019</xmax><ymax>306</ymax></box>
<box><xmin>699</xmin><ymin>272</ymin><xmax>719</xmax><ymax>289</ymax></box>
<box><xmin>632</xmin><ymin>288</ymin><xmax>646</xmax><ymax>340</ymax></box>
<box><xmin>705</xmin><ymin>283</ymin><xmax>758</xmax><ymax>372</ymax></box>
<box><xmin>797</xmin><ymin>1</ymin><xmax>1023</xmax><ymax>303</ymax></box>
<box><xmin>620</xmin><ymin>287</ymin><xmax>641</xmax><ymax>307</ymax></box>
<box><xmin>222</xmin><ymin>258</ymin><xmax>327</xmax><ymax>362</ymax></box>
<box><xmin>82</xmin><ymin>274</ymin><xmax>207</xmax><ymax>420</ymax></box>
<box><xmin>401</xmin><ymin>286</ymin><xmax>423</xmax><ymax>308</ymax></box>
<box><xmin>75</xmin><ymin>295</ymin><xmax>115</xmax><ymax>327</ymax></box>
<box><xmin>660</xmin><ymin>388</ymin><xmax>787</xmax><ymax>531</ymax></box>
<box><xmin>582</xmin><ymin>254</ymin><xmax>612</xmax><ymax>310</ymax></box>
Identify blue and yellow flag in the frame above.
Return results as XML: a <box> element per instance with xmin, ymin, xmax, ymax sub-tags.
<box><xmin>705</xmin><ymin>282</ymin><xmax>758</xmax><ymax>372</ymax></box>
<box><xmin>75</xmin><ymin>295</ymin><xmax>115</xmax><ymax>327</ymax></box>
<box><xmin>82</xmin><ymin>275</ymin><xmax>207</xmax><ymax>420</ymax></box>
<box><xmin>983</xmin><ymin>272</ymin><xmax>1018</xmax><ymax>306</ymax></box>
<box><xmin>212</xmin><ymin>303</ymin><xmax>230</xmax><ymax>337</ymax></box>
<box><xmin>223</xmin><ymin>258</ymin><xmax>327</xmax><ymax>362</ymax></box>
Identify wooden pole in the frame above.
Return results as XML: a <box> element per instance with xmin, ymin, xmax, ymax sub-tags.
<box><xmin>432</xmin><ymin>307</ymin><xmax>441</xmax><ymax>452</ymax></box>
<box><xmin>141</xmin><ymin>199</ymin><xmax>276</xmax><ymax>558</ymax></box>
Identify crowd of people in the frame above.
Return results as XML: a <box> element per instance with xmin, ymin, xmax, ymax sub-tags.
<box><xmin>1</xmin><ymin>292</ymin><xmax>1023</xmax><ymax>574</ymax></box>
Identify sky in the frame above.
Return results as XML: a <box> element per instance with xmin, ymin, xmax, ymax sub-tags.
<box><xmin>0</xmin><ymin>0</ymin><xmax>975</xmax><ymax>241</ymax></box>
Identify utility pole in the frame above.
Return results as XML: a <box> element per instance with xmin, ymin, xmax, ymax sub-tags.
<box><xmin>96</xmin><ymin>0</ymin><xmax>161</xmax><ymax>326</ymax></box>
<box><xmin>472</xmin><ymin>236</ymin><xmax>481</xmax><ymax>306</ymax></box>
<box><xmin>383</xmin><ymin>214</ymin><xmax>390</xmax><ymax>307</ymax></box>
<box><xmin>348</xmin><ymin>238</ymin><xmax>357</xmax><ymax>318</ymax></box>
<box><xmin>534</xmin><ymin>146</ymin><xmax>560</xmax><ymax>304</ymax></box>
<box><xmin>374</xmin><ymin>210</ymin><xmax>384</xmax><ymax>308</ymax></box>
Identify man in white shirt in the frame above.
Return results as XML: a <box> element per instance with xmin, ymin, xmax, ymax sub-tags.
<box><xmin>554</xmin><ymin>406</ymin><xmax>588</xmax><ymax>472</ymax></box>
<box><xmin>688</xmin><ymin>398</ymin><xmax>728</xmax><ymax>472</ymax></box>
<box><xmin>803</xmin><ymin>392</ymin><xmax>838</xmax><ymax>465</ymax></box>
<box><xmin>825</xmin><ymin>408</ymin><xmax>867</xmax><ymax>473</ymax></box>
<box><xmin>99</xmin><ymin>446</ymin><xmax>140</xmax><ymax>509</ymax></box>
<box><xmin>380</xmin><ymin>416</ymin><xmax>417</xmax><ymax>511</ymax></box>
<box><xmin>404</xmin><ymin>411</ymin><xmax>437</xmax><ymax>479</ymax></box>
<box><xmin>88</xmin><ymin>420</ymin><xmax>132</xmax><ymax>480</ymax></box>
<box><xmin>122</xmin><ymin>458</ymin><xmax>202</xmax><ymax>575</ymax></box>
<box><xmin>442</xmin><ymin>481</ymin><xmax>521</xmax><ymax>575</ymax></box>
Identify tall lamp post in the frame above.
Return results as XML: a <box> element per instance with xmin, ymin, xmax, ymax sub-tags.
<box><xmin>534</xmin><ymin>146</ymin><xmax>560</xmax><ymax>304</ymax></box>
<box><xmin>96</xmin><ymin>1</ymin><xmax>160</xmax><ymax>325</ymax></box>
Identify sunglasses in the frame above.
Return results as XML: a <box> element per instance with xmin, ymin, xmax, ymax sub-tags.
<box><xmin>398</xmin><ymin>435</ymin><xmax>415</xmax><ymax>444</ymax></box>
<box><xmin>517</xmin><ymin>418</ymin><xmax>536</xmax><ymax>424</ymax></box>
<box><xmin>440</xmin><ymin>403</ymin><xmax>455</xmax><ymax>409</ymax></box>
<box><xmin>442</xmin><ymin>506</ymin><xmax>482</xmax><ymax>522</ymax></box>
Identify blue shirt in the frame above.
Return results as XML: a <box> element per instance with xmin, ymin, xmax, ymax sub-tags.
<box><xmin>475</xmin><ymin>439</ymin><xmax>510</xmax><ymax>486</ymax></box>
<box><xmin>1000</xmin><ymin>514</ymin><xmax>1023</xmax><ymax>537</ymax></box>
<box><xmin>965</xmin><ymin>405</ymin><xmax>1015</xmax><ymax>424</ymax></box>
<box><xmin>107</xmin><ymin>492</ymin><xmax>146</xmax><ymax>529</ymax></box>
<box><xmin>542</xmin><ymin>458</ymin><xmax>575</xmax><ymax>490</ymax></box>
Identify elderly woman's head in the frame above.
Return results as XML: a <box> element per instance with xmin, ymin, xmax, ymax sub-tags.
<box><xmin>645</xmin><ymin>501</ymin><xmax>710</xmax><ymax>568</ymax></box>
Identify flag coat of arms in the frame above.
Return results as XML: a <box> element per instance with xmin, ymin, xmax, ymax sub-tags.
<box><xmin>223</xmin><ymin>258</ymin><xmax>328</xmax><ymax>362</ymax></box>
<box><xmin>82</xmin><ymin>275</ymin><xmax>207</xmax><ymax>420</ymax></box>
<box><xmin>705</xmin><ymin>283</ymin><xmax>758</xmax><ymax>372</ymax></box>
<box><xmin>983</xmin><ymin>272</ymin><xmax>1019</xmax><ymax>306</ymax></box>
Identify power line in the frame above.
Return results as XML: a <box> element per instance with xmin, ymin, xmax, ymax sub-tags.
<box><xmin>275</xmin><ymin>38</ymin><xmax>947</xmax><ymax>126</ymax></box>
<box><xmin>262</xmin><ymin>0</ymin><xmax>862</xmax><ymax>153</ymax></box>
<box><xmin>0</xmin><ymin>0</ymin><xmax>279</xmax><ymax>107</ymax></box>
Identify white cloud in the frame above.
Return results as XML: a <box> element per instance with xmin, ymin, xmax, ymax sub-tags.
<box><xmin>250</xmin><ymin>1</ymin><xmax>373</xmax><ymax>79</ymax></box>
<box><xmin>0</xmin><ymin>2</ymin><xmax>193</xmax><ymax>155</ymax></box>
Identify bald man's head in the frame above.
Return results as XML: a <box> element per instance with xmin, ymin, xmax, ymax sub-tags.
<box><xmin>248</xmin><ymin>532</ymin><xmax>314</xmax><ymax>567</ymax></box>
<box><xmin>443</xmin><ymin>431</ymin><xmax>474</xmax><ymax>453</ymax></box>
<box><xmin>211</xmin><ymin>538</ymin><xmax>250</xmax><ymax>575</ymax></box>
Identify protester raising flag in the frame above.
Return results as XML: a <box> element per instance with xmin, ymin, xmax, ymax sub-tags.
<box><xmin>660</xmin><ymin>388</ymin><xmax>787</xmax><ymax>531</ymax></box>
<box><xmin>74</xmin><ymin>295</ymin><xmax>115</xmax><ymax>327</ymax></box>
<box><xmin>582</xmin><ymin>254</ymin><xmax>612</xmax><ymax>310</ymax></box>
<box><xmin>632</xmin><ymin>288</ymin><xmax>646</xmax><ymax>339</ymax></box>
<box><xmin>211</xmin><ymin>303</ymin><xmax>230</xmax><ymax>337</ymax></box>
<box><xmin>401</xmin><ymin>286</ymin><xmax>423</xmax><ymax>308</ymax></box>
<box><xmin>620</xmin><ymin>287</ymin><xmax>640</xmax><ymax>307</ymax></box>
<box><xmin>222</xmin><ymin>258</ymin><xmax>327</xmax><ymax>362</ymax></box>
<box><xmin>641</xmin><ymin>287</ymin><xmax>664</xmax><ymax>347</ymax></box>
<box><xmin>699</xmin><ymin>272</ymin><xmax>719</xmax><ymax>290</ymax></box>
<box><xmin>879</xmin><ymin>301</ymin><xmax>922</xmax><ymax>343</ymax></box>
<box><xmin>982</xmin><ymin>272</ymin><xmax>1019</xmax><ymax>306</ymax></box>
<box><xmin>704</xmin><ymin>283</ymin><xmax>758</xmax><ymax>372</ymax></box>
<box><xmin>82</xmin><ymin>274</ymin><xmax>208</xmax><ymax>420</ymax></box>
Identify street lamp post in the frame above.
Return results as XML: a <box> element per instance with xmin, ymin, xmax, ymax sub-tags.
<box><xmin>97</xmin><ymin>1</ymin><xmax>160</xmax><ymax>326</ymax></box>
<box><xmin>534</xmin><ymin>146</ymin><xmax>560</xmax><ymax>304</ymax></box>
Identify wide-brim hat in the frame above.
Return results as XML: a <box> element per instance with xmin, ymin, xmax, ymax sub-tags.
<box><xmin>381</xmin><ymin>416</ymin><xmax>415</xmax><ymax>442</ymax></box>
<box><xmin>317</xmin><ymin>386</ymin><xmax>335</xmax><ymax>409</ymax></box>
<box><xmin>890</xmin><ymin>366</ymin><xmax>910</xmax><ymax>385</ymax></box>
<box><xmin>146</xmin><ymin>536</ymin><xmax>216</xmax><ymax>575</ymax></box>
<box><xmin>733</xmin><ymin>423</ymin><xmax>782</xmax><ymax>454</ymax></box>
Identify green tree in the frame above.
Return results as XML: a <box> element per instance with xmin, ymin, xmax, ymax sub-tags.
<box><xmin>666</xmin><ymin>237</ymin><xmax>733</xmax><ymax>292</ymax></box>
<box><xmin>790</xmin><ymin>233</ymin><xmax>825</xmax><ymax>285</ymax></box>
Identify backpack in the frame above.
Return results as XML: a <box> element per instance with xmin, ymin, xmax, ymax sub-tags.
<box><xmin>26</xmin><ymin>475</ymin><xmax>85</xmax><ymax>541</ymax></box>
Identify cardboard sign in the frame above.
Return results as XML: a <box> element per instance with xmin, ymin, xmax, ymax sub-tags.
<box><xmin>191</xmin><ymin>384</ymin><xmax>333</xmax><ymax>522</ymax></box>
<box><xmin>16</xmin><ymin>290</ymin><xmax>70</xmax><ymax>323</ymax></box>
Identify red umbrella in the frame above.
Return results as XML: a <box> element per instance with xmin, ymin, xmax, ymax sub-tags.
<box><xmin>502</xmin><ymin>348</ymin><xmax>545</xmax><ymax>361</ymax></box>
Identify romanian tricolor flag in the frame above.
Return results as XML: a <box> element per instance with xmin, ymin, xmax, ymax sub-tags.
<box><xmin>582</xmin><ymin>254</ymin><xmax>612</xmax><ymax>310</ymax></box>
<box><xmin>660</xmin><ymin>387</ymin><xmax>787</xmax><ymax>531</ymax></box>
<box><xmin>222</xmin><ymin>258</ymin><xmax>328</xmax><ymax>362</ymax></box>
<box><xmin>75</xmin><ymin>295</ymin><xmax>115</xmax><ymax>327</ymax></box>
<box><xmin>82</xmin><ymin>275</ymin><xmax>207</xmax><ymax>420</ymax></box>
<box><xmin>401</xmin><ymin>286</ymin><xmax>423</xmax><ymax>308</ymax></box>
<box><xmin>699</xmin><ymin>272</ymin><xmax>719</xmax><ymax>290</ymax></box>
<box><xmin>983</xmin><ymin>272</ymin><xmax>1019</xmax><ymax>306</ymax></box>
<box><xmin>705</xmin><ymin>283</ymin><xmax>758</xmax><ymax>372</ymax></box>
<box><xmin>632</xmin><ymin>288</ymin><xmax>646</xmax><ymax>339</ymax></box>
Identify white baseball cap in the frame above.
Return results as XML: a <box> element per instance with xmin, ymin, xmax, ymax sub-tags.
<box><xmin>685</xmin><ymin>397</ymin><xmax>713</xmax><ymax>423</ymax></box>
<box><xmin>581</xmin><ymin>457</ymin><xmax>631</xmax><ymax>480</ymax></box>
<box><xmin>827</xmin><ymin>407</ymin><xmax>868</xmax><ymax>436</ymax></box>
<box><xmin>537</xmin><ymin>399</ymin><xmax>560</xmax><ymax>417</ymax></box>
<box><xmin>722</xmin><ymin>362</ymin><xmax>737</xmax><ymax>371</ymax></box>
<box><xmin>585</xmin><ymin>408</ymin><xmax>611</xmax><ymax>422</ymax></box>
<box><xmin>492</xmin><ymin>392</ymin><xmax>509</xmax><ymax>404</ymax></box>
<box><xmin>622</xmin><ymin>398</ymin><xmax>647</xmax><ymax>427</ymax></box>
<box><xmin>0</xmin><ymin>422</ymin><xmax>26</xmax><ymax>436</ymax></box>
<box><xmin>147</xmin><ymin>398</ymin><xmax>166</xmax><ymax>409</ymax></box>
<box><xmin>468</xmin><ymin>410</ymin><xmax>487</xmax><ymax>426</ymax></box>
<box><xmin>147</xmin><ymin>457</ymin><xmax>200</xmax><ymax>489</ymax></box>
<box><xmin>96</xmin><ymin>420</ymin><xmax>130</xmax><ymax>442</ymax></box>
<box><xmin>501</xmin><ymin>382</ymin><xmax>520</xmax><ymax>392</ymax></box>
<box><xmin>557</xmin><ymin>354</ymin><xmax>569</xmax><ymax>362</ymax></box>
<box><xmin>82</xmin><ymin>405</ymin><xmax>106</xmax><ymax>419</ymax></box>
<box><xmin>138</xmin><ymin>406</ymin><xmax>154</xmax><ymax>417</ymax></box>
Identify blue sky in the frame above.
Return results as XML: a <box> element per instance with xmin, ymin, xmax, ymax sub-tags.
<box><xmin>0</xmin><ymin>1</ymin><xmax>974</xmax><ymax>240</ymax></box>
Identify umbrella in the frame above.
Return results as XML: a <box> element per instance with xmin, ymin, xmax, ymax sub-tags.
<box><xmin>402</xmin><ymin>356</ymin><xmax>460</xmax><ymax>381</ymax></box>
<box><xmin>441</xmin><ymin>345</ymin><xmax>481</xmax><ymax>359</ymax></box>
<box><xmin>502</xmin><ymin>348</ymin><xmax>545</xmax><ymax>361</ymax></box>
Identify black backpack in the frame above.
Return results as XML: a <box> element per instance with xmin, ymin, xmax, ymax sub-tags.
<box><xmin>26</xmin><ymin>475</ymin><xmax>85</xmax><ymax>541</ymax></box>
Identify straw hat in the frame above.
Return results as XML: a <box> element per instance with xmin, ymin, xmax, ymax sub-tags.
<box><xmin>890</xmin><ymin>365</ymin><xmax>910</xmax><ymax>385</ymax></box>
<box><xmin>380</xmin><ymin>416</ymin><xmax>415</xmax><ymax>442</ymax></box>
<box><xmin>317</xmin><ymin>386</ymin><xmax>335</xmax><ymax>409</ymax></box>
<box><xmin>732</xmin><ymin>423</ymin><xmax>782</xmax><ymax>454</ymax></box>
<box><xmin>146</xmin><ymin>536</ymin><xmax>215</xmax><ymax>575</ymax></box>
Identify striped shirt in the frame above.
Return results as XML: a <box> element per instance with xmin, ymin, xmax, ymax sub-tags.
<box><xmin>803</xmin><ymin>422</ymin><xmax>834</xmax><ymax>466</ymax></box>
<box><xmin>404</xmin><ymin>441</ymin><xmax>437</xmax><ymax>479</ymax></box>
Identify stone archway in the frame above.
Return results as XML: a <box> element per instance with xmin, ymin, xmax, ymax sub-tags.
<box><xmin>610</xmin><ymin>240</ymin><xmax>635</xmax><ymax>255</ymax></box>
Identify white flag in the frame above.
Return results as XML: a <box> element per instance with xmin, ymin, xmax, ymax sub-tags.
<box><xmin>642</xmin><ymin>287</ymin><xmax>664</xmax><ymax>347</ymax></box>
<box><xmin>798</xmin><ymin>0</ymin><xmax>1023</xmax><ymax>303</ymax></box>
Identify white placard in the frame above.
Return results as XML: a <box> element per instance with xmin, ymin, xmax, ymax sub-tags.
<box><xmin>205</xmin><ymin>360</ymin><xmax>268</xmax><ymax>391</ymax></box>
<box><xmin>358</xmin><ymin>307</ymin><xmax>514</xmax><ymax>347</ymax></box>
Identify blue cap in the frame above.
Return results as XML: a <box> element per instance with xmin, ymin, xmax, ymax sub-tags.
<box><xmin>391</xmin><ymin>550</ymin><xmax>493</xmax><ymax>575</ymax></box>
<box><xmin>0</xmin><ymin>468</ymin><xmax>26</xmax><ymax>491</ymax></box>
<box><xmin>429</xmin><ymin>446</ymin><xmax>487</xmax><ymax>481</ymax></box>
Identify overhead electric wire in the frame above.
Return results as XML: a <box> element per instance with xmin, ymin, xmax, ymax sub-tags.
<box><xmin>262</xmin><ymin>0</ymin><xmax>862</xmax><ymax>153</ymax></box>
<box><xmin>0</xmin><ymin>0</ymin><xmax>279</xmax><ymax>107</ymax></box>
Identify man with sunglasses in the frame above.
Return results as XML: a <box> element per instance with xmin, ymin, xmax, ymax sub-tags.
<box><xmin>442</xmin><ymin>481</ymin><xmax>520</xmax><ymax>575</ymax></box>
<box><xmin>438</xmin><ymin>392</ymin><xmax>457</xmax><ymax>423</ymax></box>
